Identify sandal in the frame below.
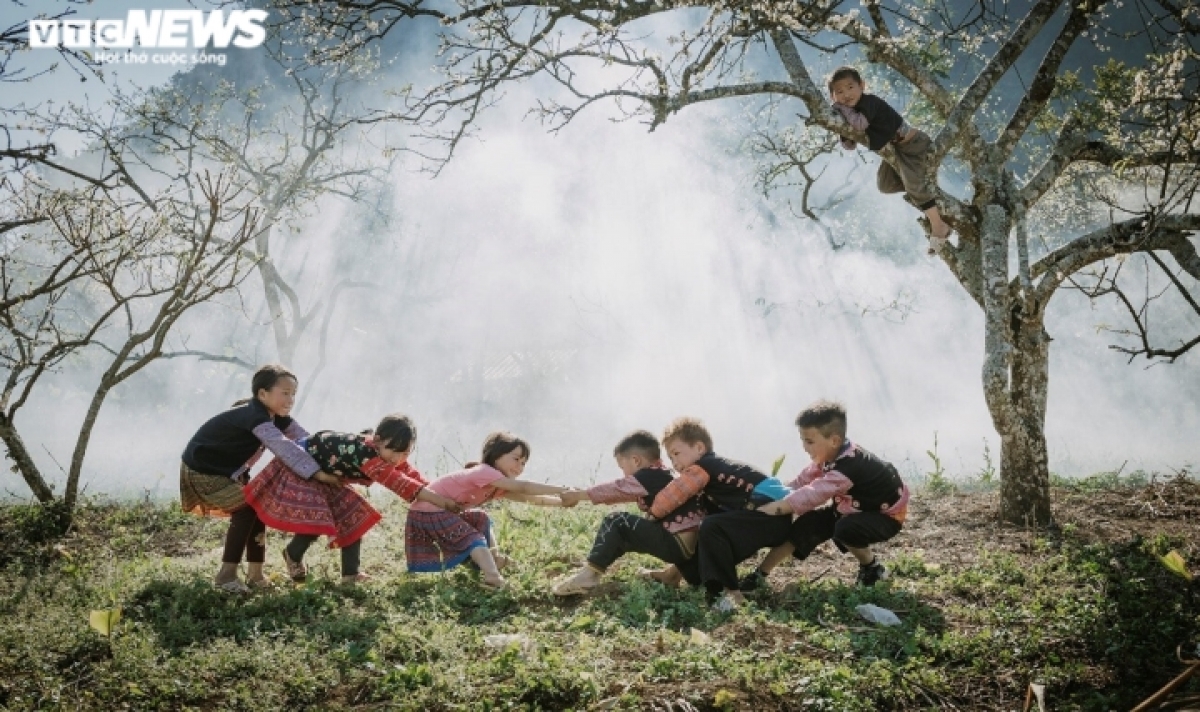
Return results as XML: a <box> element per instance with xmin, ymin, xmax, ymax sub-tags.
<box><xmin>638</xmin><ymin>566</ymin><xmax>683</xmax><ymax>589</ymax></box>
<box><xmin>215</xmin><ymin>578</ymin><xmax>251</xmax><ymax>594</ymax></box>
<box><xmin>340</xmin><ymin>572</ymin><xmax>372</xmax><ymax>586</ymax></box>
<box><xmin>247</xmin><ymin>577</ymin><xmax>275</xmax><ymax>591</ymax></box>
<box><xmin>551</xmin><ymin>578</ymin><xmax>597</xmax><ymax>597</ymax></box>
<box><xmin>552</xmin><ymin>565</ymin><xmax>603</xmax><ymax>597</ymax></box>
<box><xmin>282</xmin><ymin>549</ymin><xmax>307</xmax><ymax>583</ymax></box>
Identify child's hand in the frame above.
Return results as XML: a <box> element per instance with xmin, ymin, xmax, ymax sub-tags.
<box><xmin>559</xmin><ymin>490</ymin><xmax>587</xmax><ymax>508</ymax></box>
<box><xmin>314</xmin><ymin>472</ymin><xmax>345</xmax><ymax>487</ymax></box>
<box><xmin>434</xmin><ymin>494</ymin><xmax>463</xmax><ymax>513</ymax></box>
<box><xmin>757</xmin><ymin>501</ymin><xmax>794</xmax><ymax>516</ymax></box>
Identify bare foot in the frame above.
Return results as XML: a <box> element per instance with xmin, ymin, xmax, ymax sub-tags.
<box><xmin>341</xmin><ymin>572</ymin><xmax>372</xmax><ymax>586</ymax></box>
<box><xmin>928</xmin><ymin>223</ymin><xmax>951</xmax><ymax>254</ymax></box>
<box><xmin>490</xmin><ymin>548</ymin><xmax>512</xmax><ymax>571</ymax></box>
<box><xmin>482</xmin><ymin>574</ymin><xmax>507</xmax><ymax>590</ymax></box>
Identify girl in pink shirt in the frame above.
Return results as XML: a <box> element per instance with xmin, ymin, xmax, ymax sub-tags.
<box><xmin>404</xmin><ymin>432</ymin><xmax>572</xmax><ymax>589</ymax></box>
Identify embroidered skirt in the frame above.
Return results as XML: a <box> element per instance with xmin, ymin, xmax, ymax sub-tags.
<box><xmin>243</xmin><ymin>459</ymin><xmax>381</xmax><ymax>549</ymax></box>
<box><xmin>180</xmin><ymin>461</ymin><xmax>247</xmax><ymax>517</ymax></box>
<box><xmin>404</xmin><ymin>509</ymin><xmax>492</xmax><ymax>572</ymax></box>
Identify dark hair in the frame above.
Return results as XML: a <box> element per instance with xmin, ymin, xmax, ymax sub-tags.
<box><xmin>481</xmin><ymin>431</ymin><xmax>530</xmax><ymax>468</ymax></box>
<box><xmin>232</xmin><ymin>363</ymin><xmax>297</xmax><ymax>407</ymax></box>
<box><xmin>373</xmin><ymin>413</ymin><xmax>416</xmax><ymax>452</ymax></box>
<box><xmin>795</xmin><ymin>400</ymin><xmax>848</xmax><ymax>439</ymax></box>
<box><xmin>661</xmin><ymin>417</ymin><xmax>713</xmax><ymax>452</ymax></box>
<box><xmin>613</xmin><ymin>430</ymin><xmax>660</xmax><ymax>461</ymax></box>
<box><xmin>827</xmin><ymin>66</ymin><xmax>863</xmax><ymax>92</ymax></box>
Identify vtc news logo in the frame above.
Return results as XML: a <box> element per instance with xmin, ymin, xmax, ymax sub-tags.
<box><xmin>28</xmin><ymin>10</ymin><xmax>268</xmax><ymax>49</ymax></box>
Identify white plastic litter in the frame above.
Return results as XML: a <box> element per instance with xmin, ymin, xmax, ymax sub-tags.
<box><xmin>855</xmin><ymin>603</ymin><xmax>902</xmax><ymax>626</ymax></box>
<box><xmin>482</xmin><ymin>634</ymin><xmax>536</xmax><ymax>658</ymax></box>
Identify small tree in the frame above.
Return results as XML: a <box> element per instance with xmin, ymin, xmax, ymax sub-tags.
<box><xmin>1</xmin><ymin>151</ymin><xmax>260</xmax><ymax>510</ymax></box>
<box><xmin>119</xmin><ymin>28</ymin><xmax>400</xmax><ymax>374</ymax></box>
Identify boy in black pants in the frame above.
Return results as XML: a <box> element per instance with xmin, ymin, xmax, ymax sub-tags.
<box><xmin>551</xmin><ymin>430</ymin><xmax>710</xmax><ymax>596</ymax></box>
<box><xmin>751</xmin><ymin>400</ymin><xmax>909</xmax><ymax>590</ymax></box>
<box><xmin>648</xmin><ymin>417</ymin><xmax>792</xmax><ymax>611</ymax></box>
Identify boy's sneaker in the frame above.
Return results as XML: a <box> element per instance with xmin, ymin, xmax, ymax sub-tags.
<box><xmin>856</xmin><ymin>560</ymin><xmax>888</xmax><ymax>587</ymax></box>
<box><xmin>738</xmin><ymin>570</ymin><xmax>767</xmax><ymax>592</ymax></box>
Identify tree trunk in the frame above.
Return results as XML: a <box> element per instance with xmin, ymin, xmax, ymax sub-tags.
<box><xmin>0</xmin><ymin>413</ymin><xmax>55</xmax><ymax>503</ymax></box>
<box><xmin>64</xmin><ymin>379</ymin><xmax>115</xmax><ymax>511</ymax></box>
<box><xmin>996</xmin><ymin>319</ymin><xmax>1053</xmax><ymax>526</ymax></box>
<box><xmin>978</xmin><ymin>201</ymin><xmax>1053</xmax><ymax>526</ymax></box>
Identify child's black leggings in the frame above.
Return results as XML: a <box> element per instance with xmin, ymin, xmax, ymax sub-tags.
<box><xmin>222</xmin><ymin>505</ymin><xmax>266</xmax><ymax>564</ymax></box>
<box><xmin>586</xmin><ymin>512</ymin><xmax>700</xmax><ymax>585</ymax></box>
<box><xmin>286</xmin><ymin>534</ymin><xmax>362</xmax><ymax>576</ymax></box>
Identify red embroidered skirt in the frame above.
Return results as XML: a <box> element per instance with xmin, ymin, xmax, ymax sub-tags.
<box><xmin>244</xmin><ymin>459</ymin><xmax>381</xmax><ymax>548</ymax></box>
<box><xmin>404</xmin><ymin>509</ymin><xmax>492</xmax><ymax>572</ymax></box>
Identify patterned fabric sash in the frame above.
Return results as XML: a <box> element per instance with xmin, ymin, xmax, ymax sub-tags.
<box><xmin>179</xmin><ymin>461</ymin><xmax>246</xmax><ymax>517</ymax></box>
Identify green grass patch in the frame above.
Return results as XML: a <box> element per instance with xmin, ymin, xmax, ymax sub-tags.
<box><xmin>0</xmin><ymin>497</ymin><xmax>1196</xmax><ymax>710</ymax></box>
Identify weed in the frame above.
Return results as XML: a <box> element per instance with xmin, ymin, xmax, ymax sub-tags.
<box><xmin>924</xmin><ymin>432</ymin><xmax>956</xmax><ymax>497</ymax></box>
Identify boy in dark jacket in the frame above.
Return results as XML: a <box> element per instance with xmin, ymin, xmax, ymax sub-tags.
<box><xmin>751</xmin><ymin>400</ymin><xmax>909</xmax><ymax>590</ymax></box>
<box><xmin>829</xmin><ymin>65</ymin><xmax>952</xmax><ymax>254</ymax></box>
<box><xmin>648</xmin><ymin>417</ymin><xmax>792</xmax><ymax>610</ymax></box>
<box><xmin>551</xmin><ymin>430</ymin><xmax>710</xmax><ymax>596</ymax></box>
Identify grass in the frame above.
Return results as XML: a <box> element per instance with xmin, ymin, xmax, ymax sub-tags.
<box><xmin>0</xmin><ymin>482</ymin><xmax>1197</xmax><ymax>711</ymax></box>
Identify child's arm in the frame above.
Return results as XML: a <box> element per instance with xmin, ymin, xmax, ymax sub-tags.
<box><xmin>759</xmin><ymin>471</ymin><xmax>852</xmax><ymax>516</ymax></box>
<box><xmin>648</xmin><ymin>465</ymin><xmax>708</xmax><ymax>519</ymax></box>
<box><xmin>568</xmin><ymin>478</ymin><xmax>649</xmax><ymax>507</ymax></box>
<box><xmin>832</xmin><ymin>102</ymin><xmax>869</xmax><ymax>149</ymax></box>
<box><xmin>413</xmin><ymin>487</ymin><xmax>464</xmax><ymax>513</ymax></box>
<box><xmin>559</xmin><ymin>489</ymin><xmax>590</xmax><ymax>507</ymax></box>
<box><xmin>251</xmin><ymin>421</ymin><xmax>322</xmax><ymax>479</ymax></box>
<box><xmin>364</xmin><ymin>460</ymin><xmax>463</xmax><ymax>513</ymax></box>
<box><xmin>489</xmin><ymin>477</ymin><xmax>571</xmax><ymax>496</ymax></box>
<box><xmin>504</xmin><ymin>493</ymin><xmax>564</xmax><ymax>506</ymax></box>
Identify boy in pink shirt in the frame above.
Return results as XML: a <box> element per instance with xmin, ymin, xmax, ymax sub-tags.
<box><xmin>754</xmin><ymin>400</ymin><xmax>909</xmax><ymax>589</ymax></box>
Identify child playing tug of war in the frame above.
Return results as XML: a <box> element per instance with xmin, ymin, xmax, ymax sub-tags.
<box><xmin>751</xmin><ymin>400</ymin><xmax>909</xmax><ymax>591</ymax></box>
<box><xmin>404</xmin><ymin>432</ymin><xmax>573</xmax><ymax>590</ymax></box>
<box><xmin>641</xmin><ymin>418</ymin><xmax>792</xmax><ymax>610</ymax></box>
<box><xmin>551</xmin><ymin>430</ymin><xmax>709</xmax><ymax>596</ymax></box>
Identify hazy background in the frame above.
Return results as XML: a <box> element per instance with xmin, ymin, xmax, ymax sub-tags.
<box><xmin>4</xmin><ymin>1</ymin><xmax>1198</xmax><ymax>501</ymax></box>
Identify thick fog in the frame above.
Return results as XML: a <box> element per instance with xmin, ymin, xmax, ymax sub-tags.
<box><xmin>5</xmin><ymin>6</ymin><xmax>1199</xmax><ymax>502</ymax></box>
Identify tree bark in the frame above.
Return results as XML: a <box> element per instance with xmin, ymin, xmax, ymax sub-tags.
<box><xmin>0</xmin><ymin>413</ymin><xmax>55</xmax><ymax>503</ymax></box>
<box><xmin>64</xmin><ymin>378</ymin><xmax>115</xmax><ymax>511</ymax></box>
<box><xmin>997</xmin><ymin>318</ymin><xmax>1053</xmax><ymax>526</ymax></box>
<box><xmin>978</xmin><ymin>201</ymin><xmax>1054</xmax><ymax>526</ymax></box>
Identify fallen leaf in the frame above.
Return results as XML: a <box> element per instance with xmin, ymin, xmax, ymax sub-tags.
<box><xmin>1160</xmin><ymin>550</ymin><xmax>1192</xmax><ymax>581</ymax></box>
<box><xmin>89</xmin><ymin>608</ymin><xmax>121</xmax><ymax>637</ymax></box>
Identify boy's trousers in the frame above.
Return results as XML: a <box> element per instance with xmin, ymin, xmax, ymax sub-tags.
<box><xmin>789</xmin><ymin>506</ymin><xmax>902</xmax><ymax>560</ymax></box>
<box><xmin>697</xmin><ymin>509</ymin><xmax>796</xmax><ymax>595</ymax></box>
<box><xmin>877</xmin><ymin>129</ymin><xmax>937</xmax><ymax>210</ymax></box>
<box><xmin>587</xmin><ymin>512</ymin><xmax>701</xmax><ymax>586</ymax></box>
